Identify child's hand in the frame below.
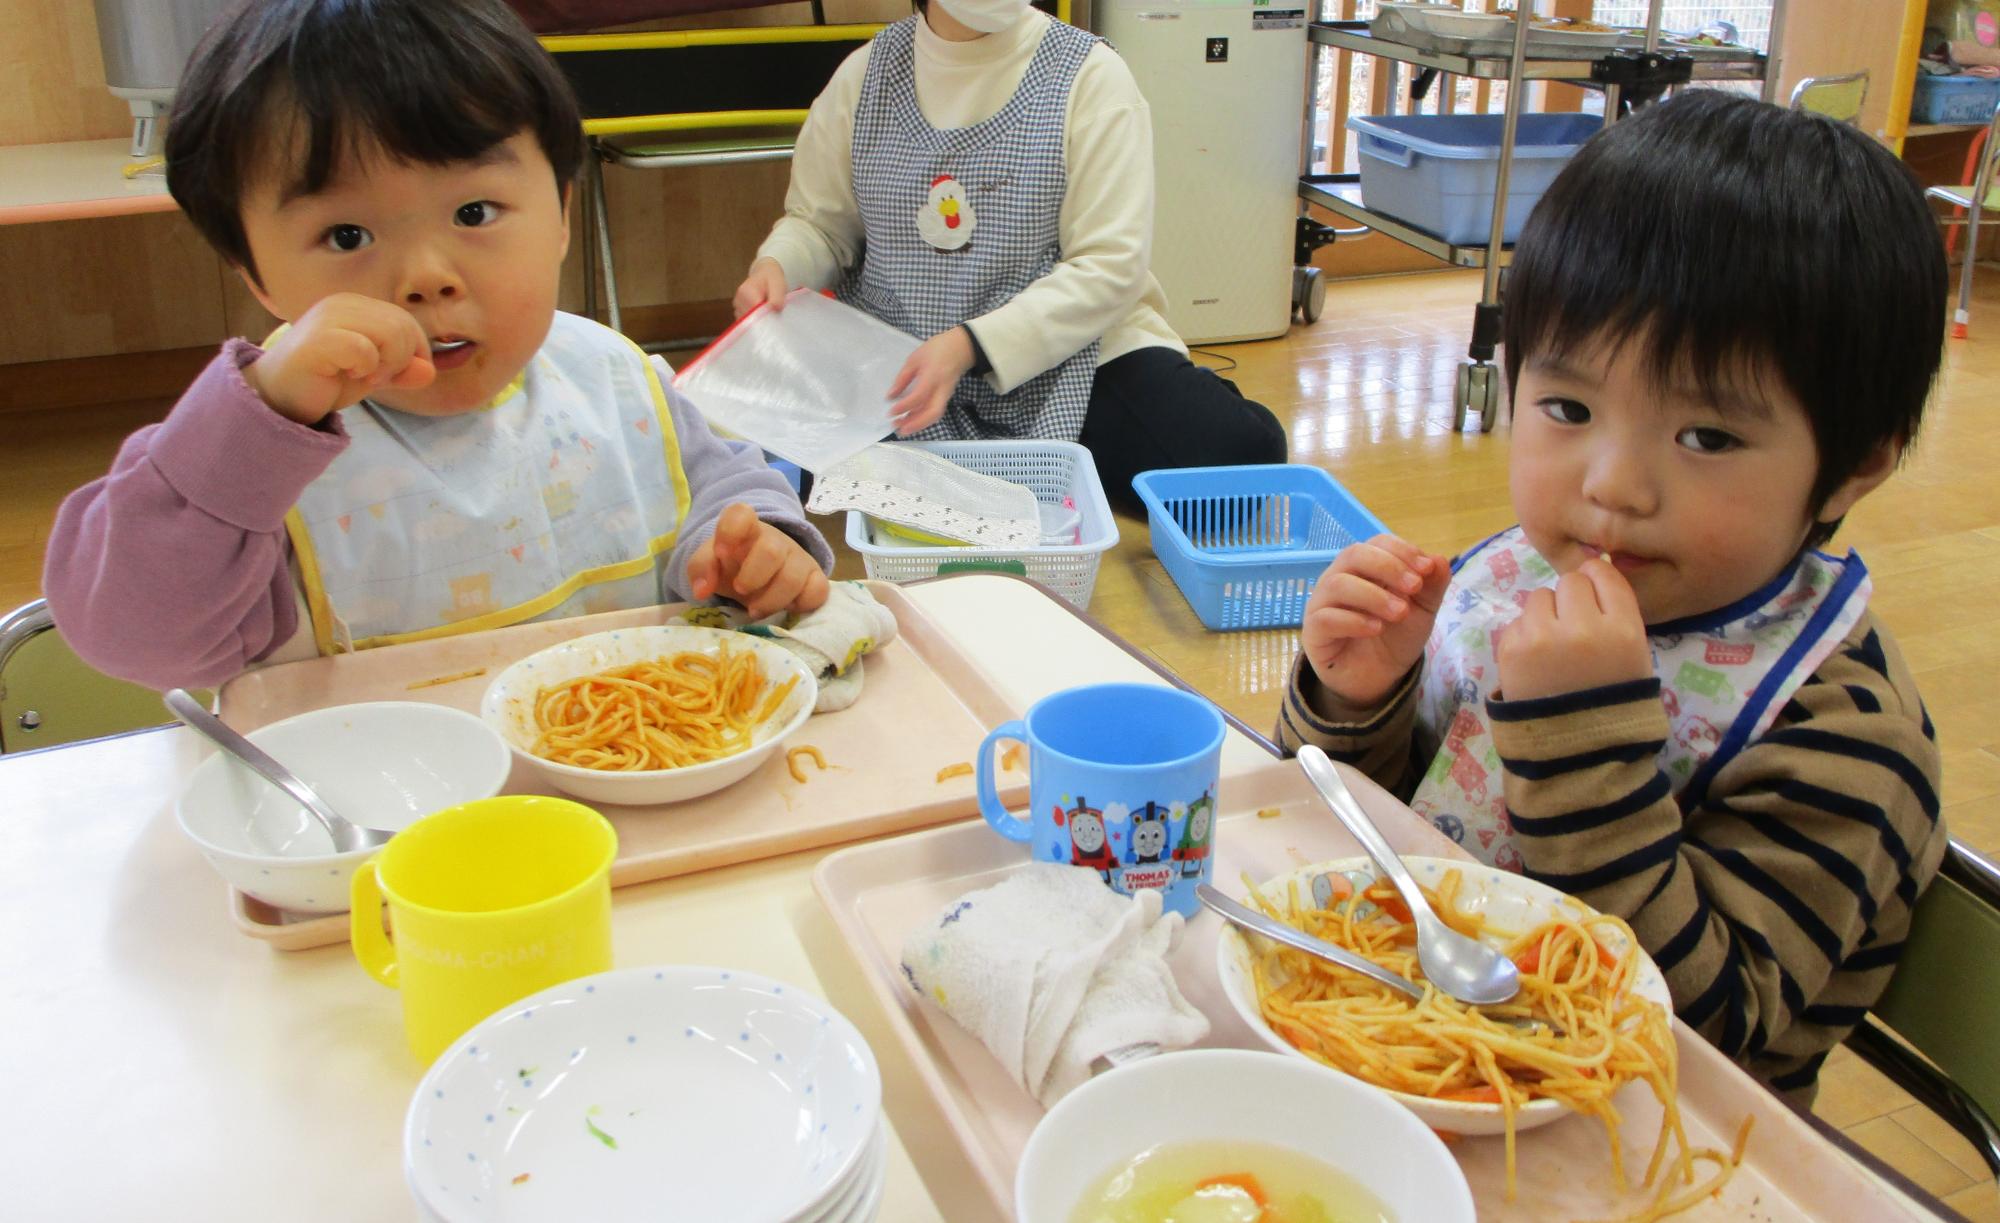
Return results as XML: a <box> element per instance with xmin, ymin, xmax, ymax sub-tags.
<box><xmin>687</xmin><ymin>503</ymin><xmax>831</xmax><ymax>619</ymax></box>
<box><xmin>1494</xmin><ymin>557</ymin><xmax>1653</xmax><ymax>702</ymax></box>
<box><xmin>732</xmin><ymin>258</ymin><xmax>789</xmax><ymax>319</ymax></box>
<box><xmin>244</xmin><ymin>293</ymin><xmax>435</xmax><ymax>425</ymax></box>
<box><xmin>1301</xmin><ymin>535</ymin><xmax>1452</xmax><ymax>707</ymax></box>
<box><xmin>886</xmin><ymin>327</ymin><xmax>975</xmax><ymax>436</ymax></box>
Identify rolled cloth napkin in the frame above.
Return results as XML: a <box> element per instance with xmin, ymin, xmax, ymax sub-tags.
<box><xmin>900</xmin><ymin>863</ymin><xmax>1211</xmax><ymax>1107</ymax></box>
<box><xmin>675</xmin><ymin>580</ymin><xmax>897</xmax><ymax>712</ymax></box>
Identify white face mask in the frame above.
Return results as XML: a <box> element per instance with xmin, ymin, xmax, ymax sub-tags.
<box><xmin>932</xmin><ymin>0</ymin><xmax>1031</xmax><ymax>34</ymax></box>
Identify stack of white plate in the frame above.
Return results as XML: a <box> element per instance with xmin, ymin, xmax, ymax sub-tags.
<box><xmin>404</xmin><ymin>966</ymin><xmax>886</xmax><ymax>1223</ymax></box>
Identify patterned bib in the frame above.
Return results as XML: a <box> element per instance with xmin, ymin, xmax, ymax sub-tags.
<box><xmin>838</xmin><ymin>16</ymin><xmax>1100</xmax><ymax>441</ymax></box>
<box><xmin>1410</xmin><ymin>527</ymin><xmax>1872</xmax><ymax>869</ymax></box>
<box><xmin>285</xmin><ymin>313</ymin><xmax>691</xmax><ymax>653</ymax></box>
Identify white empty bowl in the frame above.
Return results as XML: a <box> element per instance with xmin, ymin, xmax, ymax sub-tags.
<box><xmin>174</xmin><ymin>701</ymin><xmax>511</xmax><ymax>914</ymax></box>
<box><xmin>480</xmin><ymin>625</ymin><xmax>817</xmax><ymax>806</ymax></box>
<box><xmin>1015</xmin><ymin>1048</ymin><xmax>1474</xmax><ymax>1223</ymax></box>
<box><xmin>404</xmin><ymin>966</ymin><xmax>881</xmax><ymax>1223</ymax></box>
<box><xmin>1215</xmin><ymin>856</ymin><xmax>1673</xmax><ymax>1135</ymax></box>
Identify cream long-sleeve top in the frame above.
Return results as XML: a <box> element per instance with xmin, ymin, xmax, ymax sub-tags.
<box><xmin>754</xmin><ymin>9</ymin><xmax>1186</xmax><ymax>396</ymax></box>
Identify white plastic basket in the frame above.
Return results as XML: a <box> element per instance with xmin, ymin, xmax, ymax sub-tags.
<box><xmin>843</xmin><ymin>440</ymin><xmax>1119</xmax><ymax>609</ymax></box>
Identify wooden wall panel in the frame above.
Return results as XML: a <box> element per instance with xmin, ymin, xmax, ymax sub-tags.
<box><xmin>598</xmin><ymin>158</ymin><xmax>793</xmax><ymax>307</ymax></box>
<box><xmin>0</xmin><ymin>0</ymin><xmax>133</xmax><ymax>147</ymax></box>
<box><xmin>0</xmin><ymin>211</ymin><xmax>227</xmax><ymax>364</ymax></box>
<box><xmin>1777</xmin><ymin>0</ymin><xmax>1923</xmax><ymax>145</ymax></box>
<box><xmin>219</xmin><ymin>264</ymin><xmax>280</xmax><ymax>343</ymax></box>
<box><xmin>0</xmin><ymin>0</ymin><xmax>917</xmax><ymax>371</ymax></box>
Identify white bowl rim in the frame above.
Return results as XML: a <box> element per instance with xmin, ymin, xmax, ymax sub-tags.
<box><xmin>173</xmin><ymin>700</ymin><xmax>512</xmax><ymax>866</ymax></box>
<box><xmin>1215</xmin><ymin>855</ymin><xmax>1671</xmax><ymax>1124</ymax></box>
<box><xmin>403</xmin><ymin>964</ymin><xmax>884</xmax><ymax>1222</ymax></box>
<box><xmin>479</xmin><ymin>624</ymin><xmax>819</xmax><ymax>783</ymax></box>
<box><xmin>1016</xmin><ymin>1046</ymin><xmax>1473</xmax><ymax>1221</ymax></box>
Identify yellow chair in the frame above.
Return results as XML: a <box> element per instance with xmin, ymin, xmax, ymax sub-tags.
<box><xmin>1788</xmin><ymin>71</ymin><xmax>1869</xmax><ymax>124</ymax></box>
<box><xmin>0</xmin><ymin>598</ymin><xmax>175</xmax><ymax>753</ymax></box>
<box><xmin>1845</xmin><ymin>840</ymin><xmax>2000</xmax><ymax>1195</ymax></box>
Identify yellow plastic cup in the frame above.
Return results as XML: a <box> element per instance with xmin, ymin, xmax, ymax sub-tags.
<box><xmin>350</xmin><ymin>795</ymin><xmax>617</xmax><ymax>1064</ymax></box>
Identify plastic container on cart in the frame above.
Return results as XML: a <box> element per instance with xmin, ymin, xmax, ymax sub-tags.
<box><xmin>845</xmin><ymin>440</ymin><xmax>1117</xmax><ymax>609</ymax></box>
<box><xmin>1910</xmin><ymin>73</ymin><xmax>2000</xmax><ymax>125</ymax></box>
<box><xmin>1347</xmin><ymin>112</ymin><xmax>1603</xmax><ymax>246</ymax></box>
<box><xmin>1132</xmin><ymin>464</ymin><xmax>1387</xmax><ymax>631</ymax></box>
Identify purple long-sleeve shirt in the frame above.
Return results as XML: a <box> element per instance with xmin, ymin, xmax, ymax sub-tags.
<box><xmin>44</xmin><ymin>330</ymin><xmax>832</xmax><ymax>691</ymax></box>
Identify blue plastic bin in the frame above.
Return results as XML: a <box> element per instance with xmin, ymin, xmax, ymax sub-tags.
<box><xmin>1133</xmin><ymin>464</ymin><xmax>1387</xmax><ymax>631</ymax></box>
<box><xmin>1347</xmin><ymin>112</ymin><xmax>1602</xmax><ymax>246</ymax></box>
<box><xmin>1910</xmin><ymin>74</ymin><xmax>2000</xmax><ymax>125</ymax></box>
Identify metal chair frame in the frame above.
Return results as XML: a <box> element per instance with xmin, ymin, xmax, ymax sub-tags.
<box><xmin>1787</xmin><ymin>70</ymin><xmax>1869</xmax><ymax>124</ymax></box>
<box><xmin>0</xmin><ymin>598</ymin><xmax>55</xmax><ymax>751</ymax></box>
<box><xmin>1845</xmin><ymin>840</ymin><xmax>2000</xmax><ymax>1195</ymax></box>
<box><xmin>1926</xmin><ymin>101</ymin><xmax>2000</xmax><ymax>340</ymax></box>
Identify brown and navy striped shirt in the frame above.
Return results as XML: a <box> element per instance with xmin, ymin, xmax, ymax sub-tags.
<box><xmin>1277</xmin><ymin>610</ymin><xmax>1946</xmax><ymax>1102</ymax></box>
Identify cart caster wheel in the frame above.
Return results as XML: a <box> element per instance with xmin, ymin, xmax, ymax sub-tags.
<box><xmin>1292</xmin><ymin>265</ymin><xmax>1325</xmax><ymax>325</ymax></box>
<box><xmin>1455</xmin><ymin>362</ymin><xmax>1501</xmax><ymax>432</ymax></box>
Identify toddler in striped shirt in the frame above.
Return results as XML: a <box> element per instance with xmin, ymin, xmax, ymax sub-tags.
<box><xmin>1281</xmin><ymin>90</ymin><xmax>1949</xmax><ymax>1100</ymax></box>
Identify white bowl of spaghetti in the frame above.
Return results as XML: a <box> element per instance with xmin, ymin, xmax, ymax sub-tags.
<box><xmin>1217</xmin><ymin>856</ymin><xmax>1692</xmax><ymax>1199</ymax></box>
<box><xmin>480</xmin><ymin>625</ymin><xmax>817</xmax><ymax>806</ymax></box>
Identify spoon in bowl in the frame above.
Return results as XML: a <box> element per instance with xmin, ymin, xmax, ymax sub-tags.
<box><xmin>1295</xmin><ymin>745</ymin><xmax>1521</xmax><ymax>1007</ymax></box>
<box><xmin>1198</xmin><ymin>883</ymin><xmax>1423</xmax><ymax>1002</ymax></box>
<box><xmin>164</xmin><ymin>689</ymin><xmax>390</xmax><ymax>854</ymax></box>
<box><xmin>1200</xmin><ymin>882</ymin><xmax>1560</xmax><ymax>1036</ymax></box>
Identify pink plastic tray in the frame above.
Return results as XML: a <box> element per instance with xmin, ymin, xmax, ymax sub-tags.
<box><xmin>814</xmin><ymin>759</ymin><xmax>1944</xmax><ymax>1223</ymax></box>
<box><xmin>217</xmin><ymin>582</ymin><xmax>1024</xmax><ymax>949</ymax></box>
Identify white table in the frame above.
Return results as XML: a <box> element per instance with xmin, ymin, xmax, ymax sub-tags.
<box><xmin>0</xmin><ymin>576</ymin><xmax>1950</xmax><ymax>1221</ymax></box>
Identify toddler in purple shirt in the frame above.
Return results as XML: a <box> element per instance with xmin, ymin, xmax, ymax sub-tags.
<box><xmin>44</xmin><ymin>0</ymin><xmax>832</xmax><ymax>691</ymax></box>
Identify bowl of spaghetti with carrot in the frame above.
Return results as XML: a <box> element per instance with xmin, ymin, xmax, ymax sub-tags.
<box><xmin>1216</xmin><ymin>857</ymin><xmax>1750</xmax><ymax>1212</ymax></box>
<box><xmin>481</xmin><ymin>625</ymin><xmax>817</xmax><ymax>805</ymax></box>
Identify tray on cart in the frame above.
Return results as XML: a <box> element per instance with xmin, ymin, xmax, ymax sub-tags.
<box><xmin>813</xmin><ymin>760</ymin><xmax>1944</xmax><ymax>1223</ymax></box>
<box><xmin>217</xmin><ymin>581</ymin><xmax>1026</xmax><ymax>950</ymax></box>
<box><xmin>1371</xmin><ymin>7</ymin><xmax>1641</xmax><ymax>57</ymax></box>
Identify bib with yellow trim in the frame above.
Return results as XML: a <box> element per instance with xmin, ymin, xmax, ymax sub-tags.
<box><xmin>285</xmin><ymin>312</ymin><xmax>691</xmax><ymax>653</ymax></box>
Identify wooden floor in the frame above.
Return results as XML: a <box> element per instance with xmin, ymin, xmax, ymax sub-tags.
<box><xmin>4</xmin><ymin>269</ymin><xmax>1997</xmax><ymax>1217</ymax></box>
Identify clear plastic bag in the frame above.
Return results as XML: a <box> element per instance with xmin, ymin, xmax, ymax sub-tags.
<box><xmin>671</xmin><ymin>290</ymin><xmax>915</xmax><ymax>474</ymax></box>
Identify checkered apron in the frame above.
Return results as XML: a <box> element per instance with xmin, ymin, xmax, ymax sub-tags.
<box><xmin>838</xmin><ymin>16</ymin><xmax>1099</xmax><ymax>441</ymax></box>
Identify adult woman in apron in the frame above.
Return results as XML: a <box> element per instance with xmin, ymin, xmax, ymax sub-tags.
<box><xmin>735</xmin><ymin>0</ymin><xmax>1286</xmax><ymax>508</ymax></box>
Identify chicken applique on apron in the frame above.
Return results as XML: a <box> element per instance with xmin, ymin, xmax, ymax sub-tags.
<box><xmin>1409</xmin><ymin>526</ymin><xmax>1872</xmax><ymax>870</ymax></box>
<box><xmin>284</xmin><ymin>313</ymin><xmax>691</xmax><ymax>654</ymax></box>
<box><xmin>917</xmin><ymin>174</ymin><xmax>976</xmax><ymax>250</ymax></box>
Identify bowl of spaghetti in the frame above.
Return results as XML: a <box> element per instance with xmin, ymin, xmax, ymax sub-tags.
<box><xmin>1217</xmin><ymin>856</ymin><xmax>1686</xmax><ymax>1198</ymax></box>
<box><xmin>480</xmin><ymin>625</ymin><xmax>817</xmax><ymax>805</ymax></box>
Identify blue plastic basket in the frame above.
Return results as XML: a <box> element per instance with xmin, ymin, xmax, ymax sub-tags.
<box><xmin>1133</xmin><ymin>464</ymin><xmax>1388</xmax><ymax>631</ymax></box>
<box><xmin>1910</xmin><ymin>74</ymin><xmax>2000</xmax><ymax>125</ymax></box>
<box><xmin>1347</xmin><ymin>112</ymin><xmax>1602</xmax><ymax>246</ymax></box>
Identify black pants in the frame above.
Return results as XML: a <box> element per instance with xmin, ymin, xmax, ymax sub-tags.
<box><xmin>1078</xmin><ymin>345</ymin><xmax>1287</xmax><ymax>513</ymax></box>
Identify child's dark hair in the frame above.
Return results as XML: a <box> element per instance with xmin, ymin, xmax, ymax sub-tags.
<box><xmin>1503</xmin><ymin>90</ymin><xmax>1946</xmax><ymax>548</ymax></box>
<box><xmin>166</xmin><ymin>0</ymin><xmax>584</xmax><ymax>286</ymax></box>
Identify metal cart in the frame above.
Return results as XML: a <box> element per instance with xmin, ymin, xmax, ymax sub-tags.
<box><xmin>1291</xmin><ymin>0</ymin><xmax>1790</xmax><ymax>430</ymax></box>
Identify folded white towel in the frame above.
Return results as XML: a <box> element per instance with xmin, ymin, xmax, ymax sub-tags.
<box><xmin>900</xmin><ymin>863</ymin><xmax>1210</xmax><ymax>1106</ymax></box>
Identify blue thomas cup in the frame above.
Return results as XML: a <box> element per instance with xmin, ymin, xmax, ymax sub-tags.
<box><xmin>976</xmin><ymin>683</ymin><xmax>1226</xmax><ymax>918</ymax></box>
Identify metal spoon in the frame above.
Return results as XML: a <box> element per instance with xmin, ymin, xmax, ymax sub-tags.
<box><xmin>1296</xmin><ymin>744</ymin><xmax>1521</xmax><ymax>1007</ymax></box>
<box><xmin>1198</xmin><ymin>883</ymin><xmax>1423</xmax><ymax>1002</ymax></box>
<box><xmin>1200</xmin><ymin>882</ymin><xmax>1559</xmax><ymax>1036</ymax></box>
<box><xmin>164</xmin><ymin>689</ymin><xmax>389</xmax><ymax>854</ymax></box>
